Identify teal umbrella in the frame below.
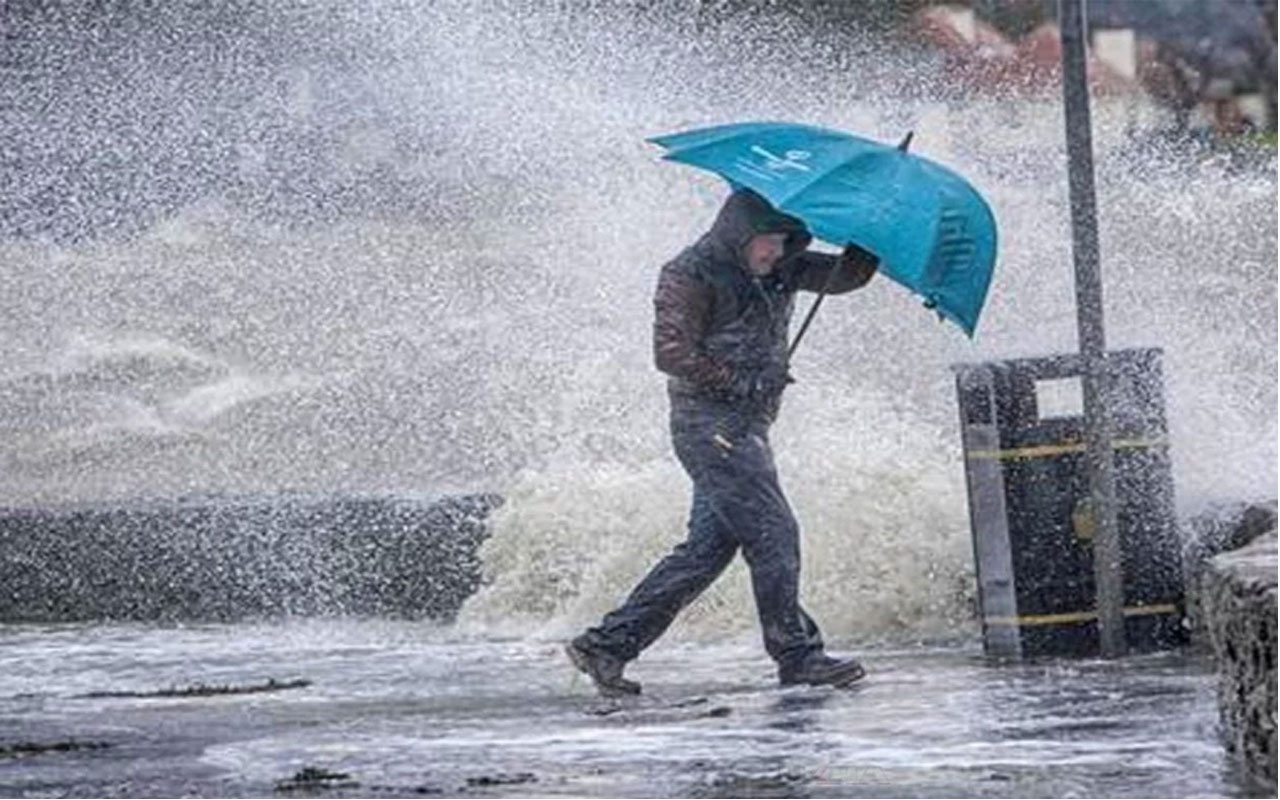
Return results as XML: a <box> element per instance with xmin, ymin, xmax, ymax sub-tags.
<box><xmin>648</xmin><ymin>121</ymin><xmax>998</xmax><ymax>337</ymax></box>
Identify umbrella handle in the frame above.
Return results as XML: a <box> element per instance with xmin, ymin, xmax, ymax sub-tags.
<box><xmin>788</xmin><ymin>291</ymin><xmax>827</xmax><ymax>360</ymax></box>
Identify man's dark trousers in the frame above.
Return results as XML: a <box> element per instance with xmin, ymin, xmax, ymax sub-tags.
<box><xmin>578</xmin><ymin>399</ymin><xmax>824</xmax><ymax>671</ymax></box>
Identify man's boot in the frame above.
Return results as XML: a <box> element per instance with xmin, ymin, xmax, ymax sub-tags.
<box><xmin>565</xmin><ymin>636</ymin><xmax>641</xmax><ymax>697</ymax></box>
<box><xmin>778</xmin><ymin>652</ymin><xmax>866</xmax><ymax>688</ymax></box>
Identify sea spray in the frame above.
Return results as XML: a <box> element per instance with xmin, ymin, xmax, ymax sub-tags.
<box><xmin>459</xmin><ymin>379</ymin><xmax>978</xmax><ymax>644</ymax></box>
<box><xmin>1</xmin><ymin>2</ymin><xmax>1272</xmax><ymax>639</ymax></box>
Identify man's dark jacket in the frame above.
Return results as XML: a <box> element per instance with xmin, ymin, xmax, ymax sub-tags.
<box><xmin>653</xmin><ymin>189</ymin><xmax>877</xmax><ymax>421</ymax></box>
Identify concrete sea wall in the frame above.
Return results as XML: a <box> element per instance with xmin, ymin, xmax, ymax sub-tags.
<box><xmin>0</xmin><ymin>493</ymin><xmax>501</xmax><ymax>623</ymax></box>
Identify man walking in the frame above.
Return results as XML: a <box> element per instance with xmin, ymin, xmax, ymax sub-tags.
<box><xmin>567</xmin><ymin>188</ymin><xmax>878</xmax><ymax>696</ymax></box>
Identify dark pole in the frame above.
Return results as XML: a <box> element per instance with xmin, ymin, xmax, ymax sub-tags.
<box><xmin>1059</xmin><ymin>0</ymin><xmax>1125</xmax><ymax>658</ymax></box>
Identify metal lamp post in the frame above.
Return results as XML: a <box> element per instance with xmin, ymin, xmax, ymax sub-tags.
<box><xmin>1058</xmin><ymin>0</ymin><xmax>1126</xmax><ymax>658</ymax></box>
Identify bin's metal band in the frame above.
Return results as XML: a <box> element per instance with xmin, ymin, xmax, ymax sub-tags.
<box><xmin>984</xmin><ymin>603</ymin><xmax>1179</xmax><ymax>628</ymax></box>
<box><xmin>966</xmin><ymin>437</ymin><xmax>1167</xmax><ymax>462</ymax></box>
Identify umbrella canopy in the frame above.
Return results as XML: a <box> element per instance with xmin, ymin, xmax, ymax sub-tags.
<box><xmin>648</xmin><ymin>121</ymin><xmax>998</xmax><ymax>336</ymax></box>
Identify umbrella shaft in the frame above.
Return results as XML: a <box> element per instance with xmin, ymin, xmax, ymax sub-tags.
<box><xmin>788</xmin><ymin>291</ymin><xmax>828</xmax><ymax>359</ymax></box>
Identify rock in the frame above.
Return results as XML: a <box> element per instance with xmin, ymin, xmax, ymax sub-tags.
<box><xmin>1186</xmin><ymin>501</ymin><xmax>1278</xmax><ymax>564</ymax></box>
<box><xmin>0</xmin><ymin>493</ymin><xmax>502</xmax><ymax>623</ymax></box>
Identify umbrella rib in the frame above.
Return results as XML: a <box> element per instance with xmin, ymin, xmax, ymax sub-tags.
<box><xmin>772</xmin><ymin>156</ymin><xmax>890</xmax><ymax>246</ymax></box>
<box><xmin>647</xmin><ymin>121</ymin><xmax>798</xmax><ymax>152</ymax></box>
<box><xmin>773</xmin><ymin>166</ymin><xmax>851</xmax><ymax>230</ymax></box>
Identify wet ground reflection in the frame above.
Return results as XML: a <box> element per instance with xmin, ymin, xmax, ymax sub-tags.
<box><xmin>0</xmin><ymin>620</ymin><xmax>1244</xmax><ymax>797</ymax></box>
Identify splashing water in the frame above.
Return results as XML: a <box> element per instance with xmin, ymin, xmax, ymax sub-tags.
<box><xmin>1</xmin><ymin>2</ymin><xmax>1274</xmax><ymax>643</ymax></box>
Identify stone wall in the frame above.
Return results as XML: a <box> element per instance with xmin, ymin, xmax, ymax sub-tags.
<box><xmin>0</xmin><ymin>493</ymin><xmax>501</xmax><ymax>623</ymax></box>
<box><xmin>1198</xmin><ymin>527</ymin><xmax>1278</xmax><ymax>794</ymax></box>
<box><xmin>1185</xmin><ymin>502</ymin><xmax>1279</xmax><ymax>646</ymax></box>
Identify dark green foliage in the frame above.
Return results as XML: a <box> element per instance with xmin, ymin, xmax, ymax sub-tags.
<box><xmin>79</xmin><ymin>677</ymin><xmax>311</xmax><ymax>698</ymax></box>
<box><xmin>274</xmin><ymin>766</ymin><xmax>359</xmax><ymax>793</ymax></box>
<box><xmin>0</xmin><ymin>740</ymin><xmax>112</xmax><ymax>758</ymax></box>
<box><xmin>464</xmin><ymin>772</ymin><xmax>536</xmax><ymax>787</ymax></box>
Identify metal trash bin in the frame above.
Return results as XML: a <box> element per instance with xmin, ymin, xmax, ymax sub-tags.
<box><xmin>953</xmin><ymin>348</ymin><xmax>1185</xmax><ymax>658</ymax></box>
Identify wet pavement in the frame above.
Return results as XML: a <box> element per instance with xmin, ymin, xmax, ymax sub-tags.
<box><xmin>0</xmin><ymin>620</ymin><xmax>1246</xmax><ymax>798</ymax></box>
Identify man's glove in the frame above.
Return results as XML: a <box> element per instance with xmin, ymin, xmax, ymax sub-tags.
<box><xmin>728</xmin><ymin>362</ymin><xmax>794</xmax><ymax>403</ymax></box>
<box><xmin>838</xmin><ymin>243</ymin><xmax>879</xmax><ymax>284</ymax></box>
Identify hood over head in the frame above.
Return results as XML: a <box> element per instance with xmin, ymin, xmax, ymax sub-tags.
<box><xmin>706</xmin><ymin>189</ymin><xmax>811</xmax><ymax>270</ymax></box>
